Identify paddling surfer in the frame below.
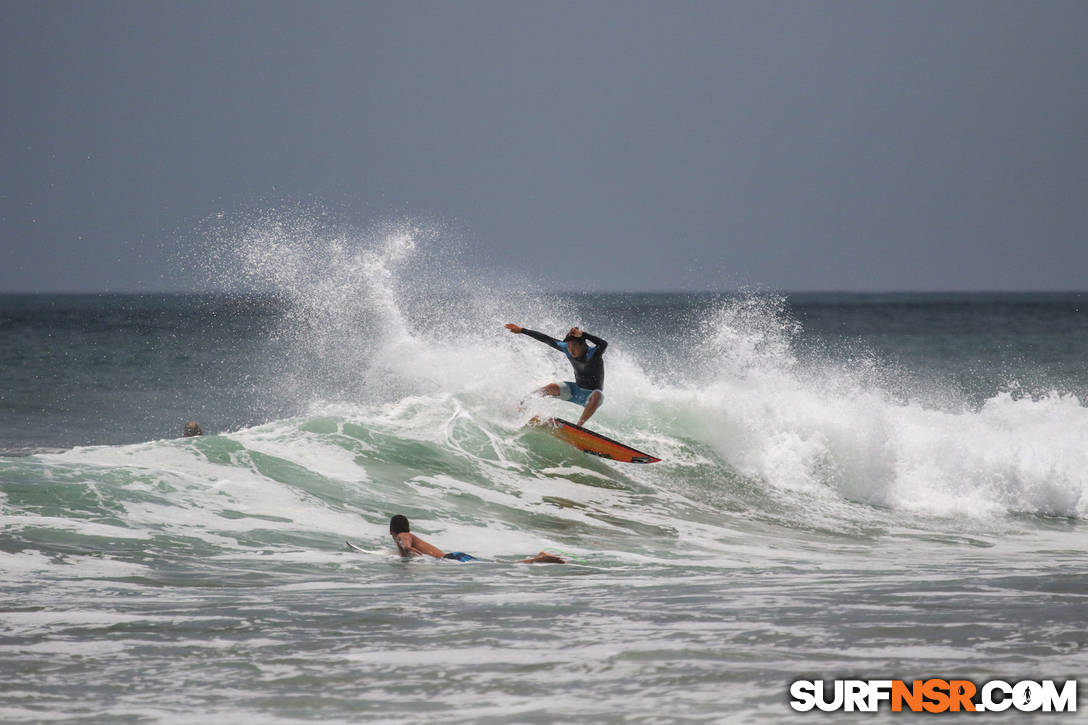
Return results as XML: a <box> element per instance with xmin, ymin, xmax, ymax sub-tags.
<box><xmin>505</xmin><ymin>324</ymin><xmax>607</xmax><ymax>426</ymax></box>
<box><xmin>389</xmin><ymin>515</ymin><xmax>564</xmax><ymax>564</ymax></box>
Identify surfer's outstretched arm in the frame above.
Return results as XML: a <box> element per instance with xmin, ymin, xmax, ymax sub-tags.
<box><xmin>505</xmin><ymin>324</ymin><xmax>565</xmax><ymax>352</ymax></box>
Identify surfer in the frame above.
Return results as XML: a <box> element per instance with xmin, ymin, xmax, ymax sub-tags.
<box><xmin>504</xmin><ymin>324</ymin><xmax>607</xmax><ymax>426</ymax></box>
<box><xmin>389</xmin><ymin>515</ymin><xmax>565</xmax><ymax>564</ymax></box>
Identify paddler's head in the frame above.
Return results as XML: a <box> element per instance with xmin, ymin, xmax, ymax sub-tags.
<box><xmin>389</xmin><ymin>515</ymin><xmax>410</xmax><ymax>535</ymax></box>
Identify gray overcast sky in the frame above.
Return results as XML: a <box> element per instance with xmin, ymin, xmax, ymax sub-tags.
<box><xmin>2</xmin><ymin>0</ymin><xmax>1086</xmax><ymax>292</ymax></box>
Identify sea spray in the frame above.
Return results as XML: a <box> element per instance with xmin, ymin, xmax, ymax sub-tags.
<box><xmin>682</xmin><ymin>295</ymin><xmax>1088</xmax><ymax>519</ymax></box>
<box><xmin>179</xmin><ymin>209</ymin><xmax>1088</xmax><ymax>521</ymax></box>
<box><xmin>192</xmin><ymin>208</ymin><xmax>587</xmax><ymax>409</ymax></box>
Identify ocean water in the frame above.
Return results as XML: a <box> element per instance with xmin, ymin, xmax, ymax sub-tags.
<box><xmin>2</xmin><ymin>227</ymin><xmax>1087</xmax><ymax>723</ymax></box>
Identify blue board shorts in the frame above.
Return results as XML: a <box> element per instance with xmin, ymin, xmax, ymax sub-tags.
<box><xmin>443</xmin><ymin>552</ymin><xmax>478</xmax><ymax>562</ymax></box>
<box><xmin>557</xmin><ymin>382</ymin><xmax>604</xmax><ymax>408</ymax></box>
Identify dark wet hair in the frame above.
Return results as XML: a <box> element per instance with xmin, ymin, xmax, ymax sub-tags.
<box><xmin>563</xmin><ymin>333</ymin><xmax>585</xmax><ymax>343</ymax></box>
<box><xmin>389</xmin><ymin>515</ymin><xmax>410</xmax><ymax>534</ymax></box>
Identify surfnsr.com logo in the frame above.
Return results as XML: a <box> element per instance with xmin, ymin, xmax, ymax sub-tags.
<box><xmin>789</xmin><ymin>679</ymin><xmax>1077</xmax><ymax>713</ymax></box>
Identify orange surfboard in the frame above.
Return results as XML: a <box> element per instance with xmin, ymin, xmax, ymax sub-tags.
<box><xmin>529</xmin><ymin>416</ymin><xmax>661</xmax><ymax>464</ymax></box>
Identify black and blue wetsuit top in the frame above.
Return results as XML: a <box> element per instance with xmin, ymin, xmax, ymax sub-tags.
<box><xmin>520</xmin><ymin>329</ymin><xmax>608</xmax><ymax>391</ymax></box>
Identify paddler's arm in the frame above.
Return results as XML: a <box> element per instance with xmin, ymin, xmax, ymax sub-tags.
<box><xmin>394</xmin><ymin>532</ymin><xmax>445</xmax><ymax>558</ymax></box>
<box><xmin>505</xmin><ymin>324</ymin><xmax>564</xmax><ymax>352</ymax></box>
